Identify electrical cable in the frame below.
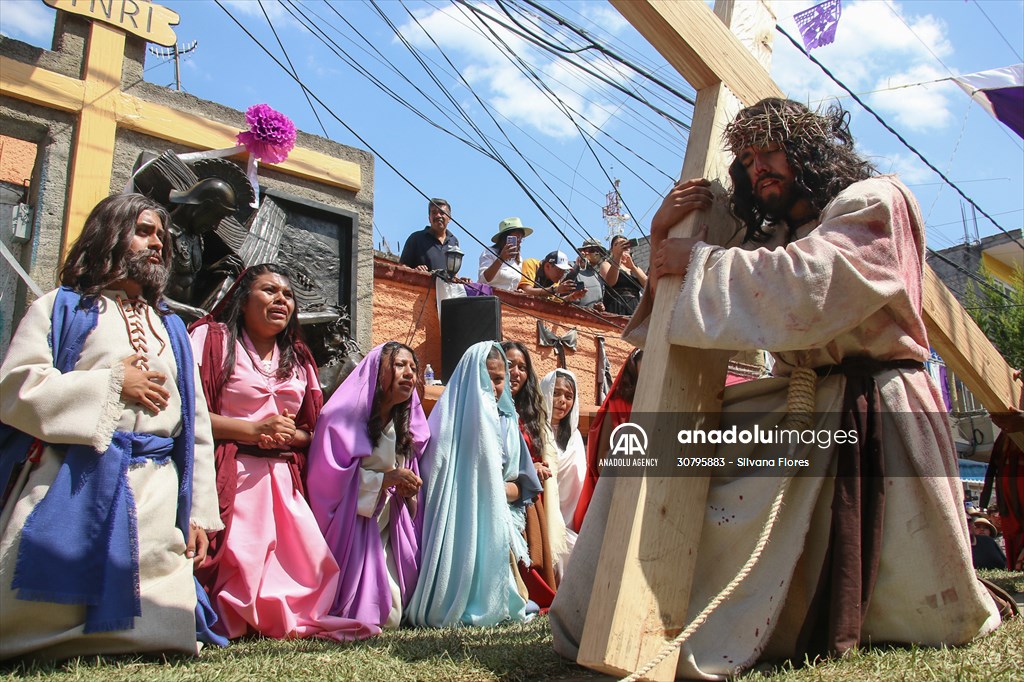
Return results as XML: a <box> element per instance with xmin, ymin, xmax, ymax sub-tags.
<box><xmin>777</xmin><ymin>24</ymin><xmax>1024</xmax><ymax>252</ymax></box>
<box><xmin>516</xmin><ymin>0</ymin><xmax>696</xmax><ymax>107</ymax></box>
<box><xmin>460</xmin><ymin>0</ymin><xmax>657</xmax><ymax>251</ymax></box>
<box><xmin>257</xmin><ymin>0</ymin><xmax>328</xmax><ymax>138</ymax></box>
<box><xmin>971</xmin><ymin>0</ymin><xmax>1022</xmax><ymax>61</ymax></box>
<box><xmin>216</xmin><ymin>0</ymin><xmax>627</xmax><ymax>332</ymax></box>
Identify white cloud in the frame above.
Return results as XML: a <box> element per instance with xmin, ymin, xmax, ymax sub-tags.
<box><xmin>0</xmin><ymin>0</ymin><xmax>55</xmax><ymax>42</ymax></box>
<box><xmin>220</xmin><ymin>0</ymin><xmax>310</xmax><ymax>35</ymax></box>
<box><xmin>222</xmin><ymin>0</ymin><xmax>292</xmax><ymax>24</ymax></box>
<box><xmin>397</xmin><ymin>2</ymin><xmax>632</xmax><ymax>140</ymax></box>
<box><xmin>575</xmin><ymin>5</ymin><xmax>630</xmax><ymax>35</ymax></box>
<box><xmin>861</xmin><ymin>147</ymin><xmax>933</xmax><ymax>184</ymax></box>
<box><xmin>771</xmin><ymin>0</ymin><xmax>958</xmax><ymax>132</ymax></box>
<box><xmin>868</xmin><ymin>66</ymin><xmax>957</xmax><ymax>132</ymax></box>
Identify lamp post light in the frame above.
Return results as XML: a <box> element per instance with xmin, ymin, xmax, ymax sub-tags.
<box><xmin>444</xmin><ymin>246</ymin><xmax>464</xmax><ymax>281</ymax></box>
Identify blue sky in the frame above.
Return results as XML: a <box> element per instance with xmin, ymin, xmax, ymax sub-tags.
<box><xmin>3</xmin><ymin>0</ymin><xmax>1022</xmax><ymax>277</ymax></box>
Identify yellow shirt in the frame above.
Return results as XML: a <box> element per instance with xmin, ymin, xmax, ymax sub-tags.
<box><xmin>519</xmin><ymin>258</ymin><xmax>541</xmax><ymax>290</ymax></box>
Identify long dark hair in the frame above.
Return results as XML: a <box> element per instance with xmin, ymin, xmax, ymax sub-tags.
<box><xmin>727</xmin><ymin>99</ymin><xmax>875</xmax><ymax>244</ymax></box>
<box><xmin>500</xmin><ymin>341</ymin><xmax>547</xmax><ymax>447</ymax></box>
<box><xmin>59</xmin><ymin>193</ymin><xmax>173</xmax><ymax>310</ymax></box>
<box><xmin>552</xmin><ymin>371</ymin><xmax>577</xmax><ymax>450</ymax></box>
<box><xmin>216</xmin><ymin>264</ymin><xmax>302</xmax><ymax>387</ymax></box>
<box><xmin>368</xmin><ymin>341</ymin><xmax>419</xmax><ymax>459</ymax></box>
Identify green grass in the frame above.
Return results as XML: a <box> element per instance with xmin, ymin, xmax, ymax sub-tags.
<box><xmin>2</xmin><ymin>571</ymin><xmax>1021</xmax><ymax>682</ymax></box>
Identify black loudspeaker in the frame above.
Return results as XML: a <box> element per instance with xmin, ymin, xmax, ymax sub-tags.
<box><xmin>440</xmin><ymin>296</ymin><xmax>502</xmax><ymax>384</ymax></box>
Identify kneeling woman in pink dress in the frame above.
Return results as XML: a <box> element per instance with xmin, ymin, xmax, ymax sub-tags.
<box><xmin>306</xmin><ymin>342</ymin><xmax>429</xmax><ymax>630</ymax></box>
<box><xmin>189</xmin><ymin>263</ymin><xmax>374</xmax><ymax>641</ymax></box>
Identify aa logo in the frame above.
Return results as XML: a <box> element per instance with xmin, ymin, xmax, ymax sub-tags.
<box><xmin>609</xmin><ymin>422</ymin><xmax>648</xmax><ymax>457</ymax></box>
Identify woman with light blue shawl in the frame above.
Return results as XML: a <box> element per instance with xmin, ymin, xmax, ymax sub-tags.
<box><xmin>406</xmin><ymin>342</ymin><xmax>542</xmax><ymax>627</ymax></box>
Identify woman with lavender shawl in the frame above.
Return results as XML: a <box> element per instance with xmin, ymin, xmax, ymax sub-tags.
<box><xmin>306</xmin><ymin>342</ymin><xmax>429</xmax><ymax>631</ymax></box>
<box><xmin>406</xmin><ymin>342</ymin><xmax>542</xmax><ymax>627</ymax></box>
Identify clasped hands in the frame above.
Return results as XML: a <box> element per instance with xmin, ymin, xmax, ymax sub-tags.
<box><xmin>382</xmin><ymin>467</ymin><xmax>422</xmax><ymax>498</ymax></box>
<box><xmin>254</xmin><ymin>410</ymin><xmax>300</xmax><ymax>450</ymax></box>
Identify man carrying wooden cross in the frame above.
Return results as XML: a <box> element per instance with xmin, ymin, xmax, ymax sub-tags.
<box><xmin>551</xmin><ymin>98</ymin><xmax>1003</xmax><ymax>678</ymax></box>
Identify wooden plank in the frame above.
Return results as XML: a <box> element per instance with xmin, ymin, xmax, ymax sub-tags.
<box><xmin>610</xmin><ymin>0</ymin><xmax>781</xmax><ymax>105</ymax></box>
<box><xmin>117</xmin><ymin>97</ymin><xmax>363</xmax><ymax>192</ymax></box>
<box><xmin>43</xmin><ymin>0</ymin><xmax>181</xmax><ymax>48</ymax></box>
<box><xmin>0</xmin><ymin>56</ymin><xmax>86</xmax><ymax>113</ymax></box>
<box><xmin>576</xmin><ymin>3</ymin><xmax>774</xmax><ymax>678</ymax></box>
<box><xmin>62</xmin><ymin>22</ymin><xmax>123</xmax><ymax>256</ymax></box>
<box><xmin>923</xmin><ymin>265</ymin><xmax>1024</xmax><ymax>449</ymax></box>
<box><xmin>611</xmin><ymin>0</ymin><xmax>1021</xmax><ymax>436</ymax></box>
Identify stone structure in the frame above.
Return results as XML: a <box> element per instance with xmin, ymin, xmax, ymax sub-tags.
<box><xmin>928</xmin><ymin>229</ymin><xmax>1023</xmax><ymax>307</ymax></box>
<box><xmin>0</xmin><ymin>9</ymin><xmax>375</xmax><ymax>356</ymax></box>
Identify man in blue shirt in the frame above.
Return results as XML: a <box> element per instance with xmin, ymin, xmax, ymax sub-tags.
<box><xmin>399</xmin><ymin>198</ymin><xmax>460</xmax><ymax>272</ymax></box>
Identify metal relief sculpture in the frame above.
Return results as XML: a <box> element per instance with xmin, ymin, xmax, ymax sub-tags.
<box><xmin>130</xmin><ymin>151</ymin><xmax>360</xmax><ymax>396</ymax></box>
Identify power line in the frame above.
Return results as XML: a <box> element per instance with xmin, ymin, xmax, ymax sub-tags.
<box><xmin>925</xmin><ymin>247</ymin><xmax>1015</xmax><ymax>301</ymax></box>
<box><xmin>971</xmin><ymin>0</ymin><xmax>1023</xmax><ymax>62</ymax></box>
<box><xmin>386</xmin><ymin>0</ymin><xmax>637</xmax><ymax>312</ymax></box>
<box><xmin>257</xmin><ymin>0</ymin><xmax>327</xmax><ymax>138</ymax></box>
<box><xmin>451</xmin><ymin>0</ymin><xmax>652</xmax><ymax>254</ymax></box>
<box><xmin>212</xmin><ymin>0</ymin><xmax>626</xmax><ymax>332</ymax></box>
<box><xmin>777</xmin><ymin>24</ymin><xmax>1024</xmax><ymax>252</ymax></box>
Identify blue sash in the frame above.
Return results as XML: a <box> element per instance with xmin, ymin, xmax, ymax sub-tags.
<box><xmin>2</xmin><ymin>288</ymin><xmax>196</xmax><ymax>633</ymax></box>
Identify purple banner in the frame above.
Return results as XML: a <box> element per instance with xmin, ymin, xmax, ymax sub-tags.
<box><xmin>794</xmin><ymin>0</ymin><xmax>843</xmax><ymax>51</ymax></box>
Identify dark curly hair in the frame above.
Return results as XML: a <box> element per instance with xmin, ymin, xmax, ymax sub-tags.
<box><xmin>368</xmin><ymin>341</ymin><xmax>420</xmax><ymax>459</ymax></box>
<box><xmin>215</xmin><ymin>263</ymin><xmax>302</xmax><ymax>387</ymax></box>
<box><xmin>551</xmin><ymin>371</ymin><xmax>577</xmax><ymax>451</ymax></box>
<box><xmin>726</xmin><ymin>98</ymin><xmax>876</xmax><ymax>244</ymax></box>
<box><xmin>500</xmin><ymin>341</ymin><xmax>548</xmax><ymax>449</ymax></box>
<box><xmin>59</xmin><ymin>193</ymin><xmax>173</xmax><ymax>310</ymax></box>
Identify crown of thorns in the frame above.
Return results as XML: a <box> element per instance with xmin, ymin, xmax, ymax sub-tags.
<box><xmin>724</xmin><ymin>103</ymin><xmax>836</xmax><ymax>153</ymax></box>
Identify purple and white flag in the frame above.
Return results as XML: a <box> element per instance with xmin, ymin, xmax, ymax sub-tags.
<box><xmin>794</xmin><ymin>0</ymin><xmax>843</xmax><ymax>51</ymax></box>
<box><xmin>953</xmin><ymin>64</ymin><xmax>1023</xmax><ymax>139</ymax></box>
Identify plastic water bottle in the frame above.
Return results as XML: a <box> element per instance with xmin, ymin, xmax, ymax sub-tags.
<box><xmin>424</xmin><ymin>364</ymin><xmax>435</xmax><ymax>385</ymax></box>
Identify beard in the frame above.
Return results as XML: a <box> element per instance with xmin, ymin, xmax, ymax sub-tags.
<box><xmin>754</xmin><ymin>176</ymin><xmax>802</xmax><ymax>221</ymax></box>
<box><xmin>123</xmin><ymin>250</ymin><xmax>169</xmax><ymax>301</ymax></box>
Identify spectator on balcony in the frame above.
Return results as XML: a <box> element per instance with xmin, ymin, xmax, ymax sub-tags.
<box><xmin>306</xmin><ymin>342</ymin><xmax>428</xmax><ymax>631</ymax></box>
<box><xmin>519</xmin><ymin>250</ymin><xmax>585</xmax><ymax>303</ymax></box>
<box><xmin>566</xmin><ymin>239</ymin><xmax>606</xmax><ymax>310</ymax></box>
<box><xmin>601</xmin><ymin>236</ymin><xmax>648</xmax><ymax>316</ymax></box>
<box><xmin>479</xmin><ymin>217</ymin><xmax>532</xmax><ymax>291</ymax></box>
<box><xmin>399</xmin><ymin>198</ymin><xmax>459</xmax><ymax>272</ymax></box>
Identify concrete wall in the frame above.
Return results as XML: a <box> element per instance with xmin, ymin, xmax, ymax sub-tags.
<box><xmin>0</xmin><ymin>14</ymin><xmax>376</xmax><ymax>351</ymax></box>
<box><xmin>372</xmin><ymin>255</ymin><xmax>638</xmax><ymax>412</ymax></box>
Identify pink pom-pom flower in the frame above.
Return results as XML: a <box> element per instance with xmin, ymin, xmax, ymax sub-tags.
<box><xmin>236</xmin><ymin>103</ymin><xmax>297</xmax><ymax>164</ymax></box>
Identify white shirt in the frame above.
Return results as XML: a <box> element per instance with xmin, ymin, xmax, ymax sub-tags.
<box><xmin>478</xmin><ymin>248</ymin><xmax>523</xmax><ymax>292</ymax></box>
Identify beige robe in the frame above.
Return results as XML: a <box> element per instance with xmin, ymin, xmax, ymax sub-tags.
<box><xmin>0</xmin><ymin>290</ymin><xmax>221</xmax><ymax>660</ymax></box>
<box><xmin>549</xmin><ymin>177</ymin><xmax>1000</xmax><ymax>679</ymax></box>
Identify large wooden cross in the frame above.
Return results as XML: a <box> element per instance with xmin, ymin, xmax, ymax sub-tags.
<box><xmin>0</xmin><ymin>1</ymin><xmax>361</xmax><ymax>259</ymax></box>
<box><xmin>577</xmin><ymin>1</ymin><xmax>1022</xmax><ymax>679</ymax></box>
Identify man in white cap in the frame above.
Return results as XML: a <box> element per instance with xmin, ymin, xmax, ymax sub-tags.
<box><xmin>519</xmin><ymin>250</ymin><xmax>585</xmax><ymax>302</ymax></box>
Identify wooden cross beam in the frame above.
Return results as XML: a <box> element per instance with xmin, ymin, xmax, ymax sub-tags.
<box><xmin>578</xmin><ymin>0</ymin><xmax>1023</xmax><ymax>679</ymax></box>
<box><xmin>0</xmin><ymin>5</ymin><xmax>361</xmax><ymax>260</ymax></box>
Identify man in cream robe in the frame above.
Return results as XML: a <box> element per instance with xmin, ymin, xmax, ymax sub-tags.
<box><xmin>0</xmin><ymin>193</ymin><xmax>221</xmax><ymax>660</ymax></box>
<box><xmin>550</xmin><ymin>99</ymin><xmax>1000</xmax><ymax>678</ymax></box>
